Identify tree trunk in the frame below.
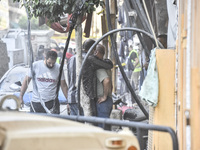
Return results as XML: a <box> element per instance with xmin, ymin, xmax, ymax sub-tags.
<box><xmin>75</xmin><ymin>16</ymin><xmax>92</xmax><ymax>116</ymax></box>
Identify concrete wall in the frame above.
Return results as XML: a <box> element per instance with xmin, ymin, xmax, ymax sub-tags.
<box><xmin>0</xmin><ymin>40</ymin><xmax>9</xmax><ymax>78</ymax></box>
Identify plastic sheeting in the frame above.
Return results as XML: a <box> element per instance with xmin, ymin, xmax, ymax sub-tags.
<box><xmin>139</xmin><ymin>48</ymin><xmax>158</xmax><ymax>107</ymax></box>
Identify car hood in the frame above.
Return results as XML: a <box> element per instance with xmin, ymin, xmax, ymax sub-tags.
<box><xmin>0</xmin><ymin>112</ymin><xmax>140</xmax><ymax>150</ymax></box>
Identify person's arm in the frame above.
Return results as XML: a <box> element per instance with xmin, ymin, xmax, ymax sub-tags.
<box><xmin>143</xmin><ymin>60</ymin><xmax>149</xmax><ymax>70</ymax></box>
<box><xmin>134</xmin><ymin>57</ymin><xmax>139</xmax><ymax>68</ymax></box>
<box><xmin>88</xmin><ymin>56</ymin><xmax>113</xmax><ymax>70</ymax></box>
<box><xmin>127</xmin><ymin>57</ymin><xmax>135</xmax><ymax>71</ymax></box>
<box><xmin>20</xmin><ymin>76</ymin><xmax>31</xmax><ymax>104</ymax></box>
<box><xmin>60</xmin><ymin>79</ymin><xmax>68</xmax><ymax>100</ymax></box>
<box><xmin>97</xmin><ymin>77</ymin><xmax>111</xmax><ymax>104</ymax></box>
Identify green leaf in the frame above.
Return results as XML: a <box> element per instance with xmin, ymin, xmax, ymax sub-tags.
<box><xmin>10</xmin><ymin>0</ymin><xmax>103</xmax><ymax>25</ymax></box>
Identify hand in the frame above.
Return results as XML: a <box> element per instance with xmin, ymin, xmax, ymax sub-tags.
<box><xmin>20</xmin><ymin>100</ymin><xmax>24</xmax><ymax>109</ymax></box>
<box><xmin>20</xmin><ymin>103</ymin><xmax>24</xmax><ymax>109</ymax></box>
<box><xmin>97</xmin><ymin>96</ymin><xmax>107</xmax><ymax>104</ymax></box>
<box><xmin>19</xmin><ymin>95</ymin><xmax>24</xmax><ymax>107</ymax></box>
<box><xmin>67</xmin><ymin>104</ymin><xmax>70</xmax><ymax>115</ymax></box>
<box><xmin>143</xmin><ymin>62</ymin><xmax>149</xmax><ymax>70</ymax></box>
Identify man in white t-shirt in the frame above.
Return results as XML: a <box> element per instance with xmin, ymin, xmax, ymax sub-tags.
<box><xmin>20</xmin><ymin>50</ymin><xmax>68</xmax><ymax>114</ymax></box>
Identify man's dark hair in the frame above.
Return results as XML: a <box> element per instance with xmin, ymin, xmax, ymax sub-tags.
<box><xmin>83</xmin><ymin>39</ymin><xmax>95</xmax><ymax>52</ymax></box>
<box><xmin>46</xmin><ymin>50</ymin><xmax>57</xmax><ymax>60</ymax></box>
<box><xmin>96</xmin><ymin>44</ymin><xmax>105</xmax><ymax>55</ymax></box>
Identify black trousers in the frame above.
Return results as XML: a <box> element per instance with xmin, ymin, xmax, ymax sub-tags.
<box><xmin>90</xmin><ymin>98</ymin><xmax>97</xmax><ymax>116</ymax></box>
<box><xmin>30</xmin><ymin>98</ymin><xmax>60</xmax><ymax>114</ymax></box>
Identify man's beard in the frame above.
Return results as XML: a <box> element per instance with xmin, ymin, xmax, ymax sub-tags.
<box><xmin>45</xmin><ymin>61</ymin><xmax>54</xmax><ymax>69</ymax></box>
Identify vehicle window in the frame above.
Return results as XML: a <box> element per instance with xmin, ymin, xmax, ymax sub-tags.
<box><xmin>0</xmin><ymin>67</ymin><xmax>28</xmax><ymax>92</ymax></box>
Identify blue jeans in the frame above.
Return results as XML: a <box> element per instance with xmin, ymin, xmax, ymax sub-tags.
<box><xmin>69</xmin><ymin>103</ymin><xmax>84</xmax><ymax>116</ymax></box>
<box><xmin>96</xmin><ymin>96</ymin><xmax>113</xmax><ymax>130</ymax></box>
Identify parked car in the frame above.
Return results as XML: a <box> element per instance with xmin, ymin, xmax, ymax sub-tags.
<box><xmin>0</xmin><ymin>64</ymin><xmax>67</xmax><ymax>112</ymax></box>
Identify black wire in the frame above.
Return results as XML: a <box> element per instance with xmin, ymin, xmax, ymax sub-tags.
<box><xmin>105</xmin><ymin>0</ymin><xmax>149</xmax><ymax>119</ymax></box>
<box><xmin>55</xmin><ymin>5</ymin><xmax>84</xmax><ymax>111</ymax></box>
<box><xmin>132</xmin><ymin>0</ymin><xmax>152</xmax><ymax>34</ymax></box>
<box><xmin>24</xmin><ymin>0</ymin><xmax>42</xmax><ymax>113</ymax></box>
<box><xmin>77</xmin><ymin>27</ymin><xmax>164</xmax><ymax>118</ymax></box>
<box><xmin>55</xmin><ymin>17</ymin><xmax>76</xmax><ymax>98</ymax></box>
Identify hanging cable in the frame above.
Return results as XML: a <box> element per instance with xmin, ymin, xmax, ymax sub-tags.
<box><xmin>132</xmin><ymin>0</ymin><xmax>152</xmax><ymax>34</ymax></box>
<box><xmin>77</xmin><ymin>27</ymin><xmax>164</xmax><ymax>119</ymax></box>
<box><xmin>53</xmin><ymin>2</ymin><xmax>86</xmax><ymax>114</ymax></box>
<box><xmin>23</xmin><ymin>0</ymin><xmax>51</xmax><ymax>113</ymax></box>
<box><xmin>105</xmin><ymin>0</ymin><xmax>149</xmax><ymax>119</ymax></box>
<box><xmin>142</xmin><ymin>0</ymin><xmax>159</xmax><ymax>48</ymax></box>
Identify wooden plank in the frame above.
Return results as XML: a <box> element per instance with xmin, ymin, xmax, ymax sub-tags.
<box><xmin>190</xmin><ymin>1</ymin><xmax>200</xmax><ymax>150</ymax></box>
<box><xmin>191</xmin><ymin>69</ymin><xmax>200</xmax><ymax>150</ymax></box>
<box><xmin>177</xmin><ymin>13</ymin><xmax>185</xmax><ymax>150</ymax></box>
<box><xmin>152</xmin><ymin>49</ymin><xmax>176</xmax><ymax>150</ymax></box>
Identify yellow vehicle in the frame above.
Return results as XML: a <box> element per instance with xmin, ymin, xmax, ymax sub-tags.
<box><xmin>0</xmin><ymin>95</ymin><xmax>178</xmax><ymax>150</ymax></box>
<box><xmin>0</xmin><ymin>111</ymin><xmax>140</xmax><ymax>150</ymax></box>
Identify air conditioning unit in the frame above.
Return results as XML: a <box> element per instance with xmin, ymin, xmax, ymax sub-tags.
<box><xmin>7</xmin><ymin>49</ymin><xmax>24</xmax><ymax>68</ymax></box>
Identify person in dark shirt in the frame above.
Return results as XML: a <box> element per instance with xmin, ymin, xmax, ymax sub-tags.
<box><xmin>82</xmin><ymin>43</ymin><xmax>113</xmax><ymax>116</ymax></box>
<box><xmin>67</xmin><ymin>39</ymin><xmax>95</xmax><ymax>115</ymax></box>
<box><xmin>67</xmin><ymin>39</ymin><xmax>113</xmax><ymax>116</ymax></box>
